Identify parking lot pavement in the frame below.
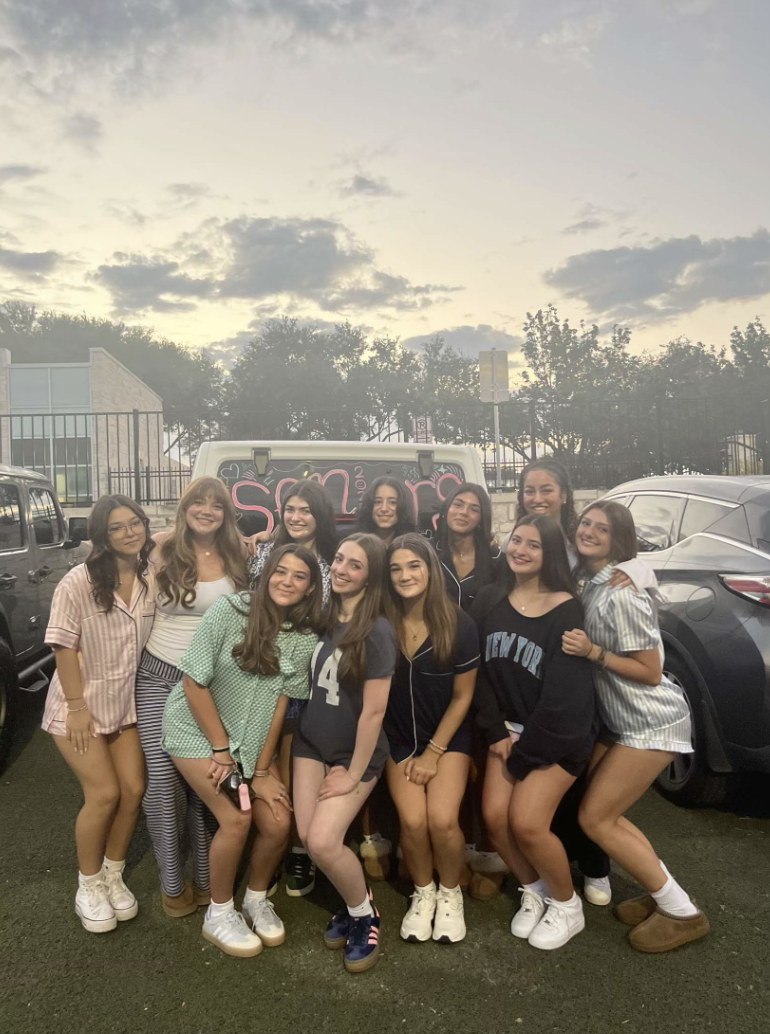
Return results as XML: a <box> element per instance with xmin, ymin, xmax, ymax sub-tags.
<box><xmin>2</xmin><ymin>707</ymin><xmax>769</xmax><ymax>1034</ymax></box>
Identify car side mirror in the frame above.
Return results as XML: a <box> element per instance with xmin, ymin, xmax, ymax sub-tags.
<box><xmin>67</xmin><ymin>516</ymin><xmax>89</xmax><ymax>544</ymax></box>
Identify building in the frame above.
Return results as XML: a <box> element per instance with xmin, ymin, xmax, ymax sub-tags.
<box><xmin>0</xmin><ymin>348</ymin><xmax>166</xmax><ymax>503</ymax></box>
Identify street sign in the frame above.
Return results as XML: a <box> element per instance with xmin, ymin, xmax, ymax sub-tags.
<box><xmin>479</xmin><ymin>349</ymin><xmax>509</xmax><ymax>403</ymax></box>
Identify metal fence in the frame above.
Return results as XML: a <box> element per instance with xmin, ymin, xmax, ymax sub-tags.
<box><xmin>2</xmin><ymin>396</ymin><xmax>768</xmax><ymax>506</ymax></box>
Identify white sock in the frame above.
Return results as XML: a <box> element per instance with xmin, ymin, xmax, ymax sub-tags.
<box><xmin>415</xmin><ymin>881</ymin><xmax>436</xmax><ymax>895</ymax></box>
<box><xmin>79</xmin><ymin>870</ymin><xmax>103</xmax><ymax>887</ymax></box>
<box><xmin>348</xmin><ymin>895</ymin><xmax>375</xmax><ymax>918</ymax></box>
<box><xmin>102</xmin><ymin>857</ymin><xmax>125</xmax><ymax>873</ymax></box>
<box><xmin>651</xmin><ymin>873</ymin><xmax>698</xmax><ymax>917</ymax></box>
<box><xmin>439</xmin><ymin>883</ymin><xmax>461</xmax><ymax>897</ymax></box>
<box><xmin>552</xmin><ymin>890</ymin><xmax>581</xmax><ymax>907</ymax></box>
<box><xmin>243</xmin><ymin>887</ymin><xmax>267</xmax><ymax>908</ymax></box>
<box><xmin>524</xmin><ymin>879</ymin><xmax>547</xmax><ymax>898</ymax></box>
<box><xmin>208</xmin><ymin>897</ymin><xmax>235</xmax><ymax>919</ymax></box>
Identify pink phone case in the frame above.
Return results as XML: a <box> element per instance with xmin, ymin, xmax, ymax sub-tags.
<box><xmin>238</xmin><ymin>783</ymin><xmax>251</xmax><ymax>811</ymax></box>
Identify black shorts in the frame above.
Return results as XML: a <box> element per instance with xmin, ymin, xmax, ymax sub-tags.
<box><xmin>291</xmin><ymin>726</ymin><xmax>386</xmax><ymax>783</ymax></box>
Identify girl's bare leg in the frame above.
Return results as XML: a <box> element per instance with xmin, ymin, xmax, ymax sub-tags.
<box><xmin>53</xmin><ymin>733</ymin><xmax>121</xmax><ymax>875</ymax></box>
<box><xmin>103</xmin><ymin>728</ymin><xmax>145</xmax><ymax>861</ymax></box>
<box><xmin>425</xmin><ymin>753</ymin><xmax>470</xmax><ymax>888</ymax></box>
<box><xmin>386</xmin><ymin>759</ymin><xmax>433</xmax><ymax>886</ymax></box>
<box><xmin>509</xmin><ymin>766</ymin><xmax>577</xmax><ymax>901</ymax></box>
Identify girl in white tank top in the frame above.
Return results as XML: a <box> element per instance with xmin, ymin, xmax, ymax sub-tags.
<box><xmin>135</xmin><ymin>477</ymin><xmax>247</xmax><ymax>916</ymax></box>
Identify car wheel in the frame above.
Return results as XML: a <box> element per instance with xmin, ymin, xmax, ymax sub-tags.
<box><xmin>654</xmin><ymin>653</ymin><xmax>731</xmax><ymax>808</ymax></box>
<box><xmin>0</xmin><ymin>638</ymin><xmax>19</xmax><ymax>774</ymax></box>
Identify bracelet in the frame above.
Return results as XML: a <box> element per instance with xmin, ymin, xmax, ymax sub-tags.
<box><xmin>65</xmin><ymin>696</ymin><xmax>84</xmax><ymax>703</ymax></box>
<box><xmin>67</xmin><ymin>704</ymin><xmax>88</xmax><ymax>713</ymax></box>
<box><xmin>428</xmin><ymin>738</ymin><xmax>447</xmax><ymax>754</ymax></box>
<box><xmin>211</xmin><ymin>747</ymin><xmax>231</xmax><ymax>754</ymax></box>
<box><xmin>253</xmin><ymin>769</ymin><xmax>270</xmax><ymax>778</ymax></box>
<box><xmin>592</xmin><ymin>647</ymin><xmax>608</xmax><ymax>668</ymax></box>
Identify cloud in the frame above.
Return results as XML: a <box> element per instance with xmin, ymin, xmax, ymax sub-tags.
<box><xmin>61</xmin><ymin>112</ymin><xmax>102</xmax><ymax>151</ymax></box>
<box><xmin>403</xmin><ymin>323</ymin><xmax>524</xmax><ymax>362</ymax></box>
<box><xmin>0</xmin><ymin>163</ymin><xmax>46</xmax><ymax>184</ymax></box>
<box><xmin>103</xmin><ymin>200</ymin><xmax>147</xmax><ymax>227</ymax></box>
<box><xmin>91</xmin><ymin>254</ymin><xmax>215</xmax><ymax>315</ymax></box>
<box><xmin>338</xmin><ymin>174</ymin><xmax>399</xmax><ymax>199</ymax></box>
<box><xmin>562</xmin><ymin>217</ymin><xmax>607</xmax><ymax>236</ymax></box>
<box><xmin>92</xmin><ymin>214</ymin><xmax>460</xmax><ymax>316</ymax></box>
<box><xmin>0</xmin><ymin>244</ymin><xmax>62</xmax><ymax>276</ymax></box>
<box><xmin>544</xmin><ymin>228</ymin><xmax>770</xmax><ymax>322</ymax></box>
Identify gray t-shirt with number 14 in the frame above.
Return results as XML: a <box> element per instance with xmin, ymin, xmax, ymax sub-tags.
<box><xmin>297</xmin><ymin>616</ymin><xmax>397</xmax><ymax>776</ymax></box>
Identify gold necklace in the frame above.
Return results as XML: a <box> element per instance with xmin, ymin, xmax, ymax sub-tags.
<box><xmin>512</xmin><ymin>589</ymin><xmax>538</xmax><ymax>612</ymax></box>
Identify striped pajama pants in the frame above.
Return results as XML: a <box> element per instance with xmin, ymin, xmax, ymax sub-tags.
<box><xmin>135</xmin><ymin>650</ymin><xmax>218</xmax><ymax>897</ymax></box>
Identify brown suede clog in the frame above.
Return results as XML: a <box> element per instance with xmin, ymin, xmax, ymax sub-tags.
<box><xmin>628</xmin><ymin>906</ymin><xmax>710</xmax><ymax>953</ymax></box>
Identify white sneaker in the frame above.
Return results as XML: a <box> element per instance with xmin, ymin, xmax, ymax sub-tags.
<box><xmin>528</xmin><ymin>895</ymin><xmax>586</xmax><ymax>950</ymax></box>
<box><xmin>75</xmin><ymin>878</ymin><xmax>117</xmax><ymax>934</ymax></box>
<box><xmin>102</xmin><ymin>866</ymin><xmax>138</xmax><ymax>921</ymax></box>
<box><xmin>432</xmin><ymin>889</ymin><xmax>466</xmax><ymax>944</ymax></box>
<box><xmin>242</xmin><ymin>896</ymin><xmax>286</xmax><ymax>947</ymax></box>
<box><xmin>510</xmin><ymin>887</ymin><xmax>545</xmax><ymax>939</ymax></box>
<box><xmin>583</xmin><ymin>875</ymin><xmax>612</xmax><ymax>906</ymax></box>
<box><xmin>202</xmin><ymin>906</ymin><xmax>263</xmax><ymax>957</ymax></box>
<box><xmin>400</xmin><ymin>885</ymin><xmax>436</xmax><ymax>942</ymax></box>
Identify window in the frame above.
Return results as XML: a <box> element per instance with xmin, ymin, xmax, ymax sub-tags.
<box><xmin>678</xmin><ymin>498</ymin><xmax>733</xmax><ymax>542</ymax></box>
<box><xmin>9</xmin><ymin>368</ymin><xmax>49</xmax><ymax>411</ymax></box>
<box><xmin>29</xmin><ymin>488</ymin><xmax>63</xmax><ymax>546</ymax></box>
<box><xmin>0</xmin><ymin>485</ymin><xmax>23</xmax><ymax>551</ymax></box>
<box><xmin>627</xmin><ymin>494</ymin><xmax>684</xmax><ymax>552</ymax></box>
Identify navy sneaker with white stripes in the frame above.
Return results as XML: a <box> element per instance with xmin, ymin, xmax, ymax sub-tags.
<box><xmin>344</xmin><ymin>907</ymin><xmax>381</xmax><ymax>973</ymax></box>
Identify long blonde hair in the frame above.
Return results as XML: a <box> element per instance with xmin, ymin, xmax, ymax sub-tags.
<box><xmin>156</xmin><ymin>477</ymin><xmax>247</xmax><ymax>606</ymax></box>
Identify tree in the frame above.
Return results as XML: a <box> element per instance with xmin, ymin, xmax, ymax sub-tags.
<box><xmin>0</xmin><ymin>302</ymin><xmax>223</xmax><ymax>421</ymax></box>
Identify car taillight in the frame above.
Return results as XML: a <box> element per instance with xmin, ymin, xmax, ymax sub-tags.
<box><xmin>720</xmin><ymin>574</ymin><xmax>770</xmax><ymax>606</ymax></box>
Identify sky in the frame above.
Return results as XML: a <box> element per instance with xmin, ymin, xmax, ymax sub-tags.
<box><xmin>1</xmin><ymin>0</ymin><xmax>769</xmax><ymax>379</ymax></box>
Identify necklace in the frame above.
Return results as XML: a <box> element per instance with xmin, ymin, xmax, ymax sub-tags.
<box><xmin>512</xmin><ymin>589</ymin><xmax>538</xmax><ymax>612</ymax></box>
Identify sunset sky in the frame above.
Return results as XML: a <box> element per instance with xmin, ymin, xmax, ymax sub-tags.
<box><xmin>1</xmin><ymin>0</ymin><xmax>769</xmax><ymax>378</ymax></box>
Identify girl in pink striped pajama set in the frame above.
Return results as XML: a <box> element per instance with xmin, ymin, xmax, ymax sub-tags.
<box><xmin>42</xmin><ymin>495</ymin><xmax>155</xmax><ymax>935</ymax></box>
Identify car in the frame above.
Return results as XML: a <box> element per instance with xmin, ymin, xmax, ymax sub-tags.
<box><xmin>600</xmin><ymin>475</ymin><xmax>770</xmax><ymax>807</ymax></box>
<box><xmin>191</xmin><ymin>440</ymin><xmax>487</xmax><ymax>535</ymax></box>
<box><xmin>0</xmin><ymin>464</ymin><xmax>89</xmax><ymax>771</ymax></box>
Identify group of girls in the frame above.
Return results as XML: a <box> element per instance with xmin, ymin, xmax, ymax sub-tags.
<box><xmin>42</xmin><ymin>459</ymin><xmax>709</xmax><ymax>975</ymax></box>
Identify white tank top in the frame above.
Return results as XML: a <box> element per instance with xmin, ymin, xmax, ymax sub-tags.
<box><xmin>146</xmin><ymin>576</ymin><xmax>235</xmax><ymax>666</ymax></box>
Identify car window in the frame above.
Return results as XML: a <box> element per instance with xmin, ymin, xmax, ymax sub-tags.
<box><xmin>29</xmin><ymin>487</ymin><xmax>63</xmax><ymax>546</ymax></box>
<box><xmin>0</xmin><ymin>484</ymin><xmax>23</xmax><ymax>551</ymax></box>
<box><xmin>627</xmin><ymin>494</ymin><xmax>684</xmax><ymax>552</ymax></box>
<box><xmin>666</xmin><ymin>532</ymin><xmax>770</xmax><ymax>574</ymax></box>
<box><xmin>678</xmin><ymin>498</ymin><xmax>734</xmax><ymax>541</ymax></box>
<box><xmin>744</xmin><ymin>496</ymin><xmax>770</xmax><ymax>553</ymax></box>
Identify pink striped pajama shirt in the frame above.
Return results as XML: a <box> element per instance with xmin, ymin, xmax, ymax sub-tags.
<box><xmin>42</xmin><ymin>564</ymin><xmax>156</xmax><ymax>736</ymax></box>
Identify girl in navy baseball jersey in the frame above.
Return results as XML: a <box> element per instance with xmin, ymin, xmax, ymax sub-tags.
<box><xmin>385</xmin><ymin>534</ymin><xmax>479</xmax><ymax>945</ymax></box>
<box><xmin>292</xmin><ymin>533</ymin><xmax>396</xmax><ymax>974</ymax></box>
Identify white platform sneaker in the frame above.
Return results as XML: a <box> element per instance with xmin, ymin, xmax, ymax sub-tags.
<box><xmin>241</xmin><ymin>896</ymin><xmax>286</xmax><ymax>947</ymax></box>
<box><xmin>75</xmin><ymin>876</ymin><xmax>117</xmax><ymax>934</ymax></box>
<box><xmin>203</xmin><ymin>906</ymin><xmax>263</xmax><ymax>957</ymax></box>
<box><xmin>400</xmin><ymin>885</ymin><xmax>436</xmax><ymax>942</ymax></box>
<box><xmin>510</xmin><ymin>887</ymin><xmax>545</xmax><ymax>939</ymax></box>
<box><xmin>102</xmin><ymin>864</ymin><xmax>138</xmax><ymax>921</ymax></box>
<box><xmin>432</xmin><ymin>887</ymin><xmax>466</xmax><ymax>944</ymax></box>
<box><xmin>528</xmin><ymin>894</ymin><xmax>586</xmax><ymax>950</ymax></box>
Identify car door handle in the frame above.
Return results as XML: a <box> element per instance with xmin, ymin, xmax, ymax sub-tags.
<box><xmin>38</xmin><ymin>565</ymin><xmax>52</xmax><ymax>577</ymax></box>
<box><xmin>0</xmin><ymin>572</ymin><xmax>17</xmax><ymax>588</ymax></box>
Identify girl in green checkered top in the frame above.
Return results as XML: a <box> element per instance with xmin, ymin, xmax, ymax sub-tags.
<box><xmin>162</xmin><ymin>544</ymin><xmax>323</xmax><ymax>958</ymax></box>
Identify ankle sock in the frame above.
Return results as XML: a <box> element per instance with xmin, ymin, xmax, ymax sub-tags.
<box><xmin>79</xmin><ymin>870</ymin><xmax>103</xmax><ymax>887</ymax></box>
<box><xmin>524</xmin><ymin>878</ymin><xmax>547</xmax><ymax>898</ymax></box>
<box><xmin>243</xmin><ymin>887</ymin><xmax>267</xmax><ymax>908</ymax></box>
<box><xmin>208</xmin><ymin>897</ymin><xmax>235</xmax><ymax>919</ymax></box>
<box><xmin>348</xmin><ymin>895</ymin><xmax>375</xmax><ymax>918</ymax></box>
<box><xmin>651</xmin><ymin>870</ymin><xmax>698</xmax><ymax>917</ymax></box>
<box><xmin>553</xmin><ymin>890</ymin><xmax>581</xmax><ymax>908</ymax></box>
<box><xmin>438</xmin><ymin>883</ymin><xmax>462</xmax><ymax>897</ymax></box>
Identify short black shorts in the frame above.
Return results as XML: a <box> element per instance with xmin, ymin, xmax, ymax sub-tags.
<box><xmin>291</xmin><ymin>726</ymin><xmax>385</xmax><ymax>783</ymax></box>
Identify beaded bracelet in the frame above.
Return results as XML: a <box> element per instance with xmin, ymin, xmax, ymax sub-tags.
<box><xmin>67</xmin><ymin>703</ymin><xmax>88</xmax><ymax>713</ymax></box>
<box><xmin>428</xmin><ymin>738</ymin><xmax>447</xmax><ymax>754</ymax></box>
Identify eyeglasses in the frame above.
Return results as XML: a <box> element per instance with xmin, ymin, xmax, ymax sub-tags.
<box><xmin>107</xmin><ymin>517</ymin><xmax>146</xmax><ymax>537</ymax></box>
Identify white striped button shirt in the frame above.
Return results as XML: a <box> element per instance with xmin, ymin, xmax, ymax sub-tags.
<box><xmin>42</xmin><ymin>563</ymin><xmax>156</xmax><ymax>735</ymax></box>
<box><xmin>581</xmin><ymin>564</ymin><xmax>693</xmax><ymax>752</ymax></box>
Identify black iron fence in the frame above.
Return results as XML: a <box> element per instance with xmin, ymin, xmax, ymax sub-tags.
<box><xmin>2</xmin><ymin>396</ymin><xmax>768</xmax><ymax>506</ymax></box>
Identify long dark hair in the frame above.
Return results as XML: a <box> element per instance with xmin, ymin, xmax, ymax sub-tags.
<box><xmin>274</xmin><ymin>479</ymin><xmax>338</xmax><ymax>565</ymax></box>
<box><xmin>232</xmin><ymin>544</ymin><xmax>323</xmax><ymax>675</ymax></box>
<box><xmin>328</xmin><ymin>533</ymin><xmax>389</xmax><ymax>687</ymax></box>
<box><xmin>507</xmin><ymin>514</ymin><xmax>577</xmax><ymax>596</ymax></box>
<box><xmin>86</xmin><ymin>495</ymin><xmax>153</xmax><ymax>612</ymax></box>
<box><xmin>157</xmin><ymin>476</ymin><xmax>247</xmax><ymax>607</ymax></box>
<box><xmin>576</xmin><ymin>501</ymin><xmax>638</xmax><ymax>565</ymax></box>
<box><xmin>516</xmin><ymin>458</ymin><xmax>578</xmax><ymax>541</ymax></box>
<box><xmin>387</xmin><ymin>533</ymin><xmax>458</xmax><ymax>668</ymax></box>
<box><xmin>356</xmin><ymin>477</ymin><xmax>416</xmax><ymax>541</ymax></box>
<box><xmin>434</xmin><ymin>482</ymin><xmax>494</xmax><ymax>583</ymax></box>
